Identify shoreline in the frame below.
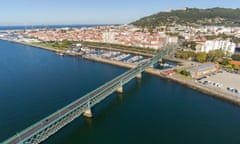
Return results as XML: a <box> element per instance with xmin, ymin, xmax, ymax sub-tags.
<box><xmin>0</xmin><ymin>38</ymin><xmax>82</xmax><ymax>56</ymax></box>
<box><xmin>87</xmin><ymin>45</ymin><xmax>154</xmax><ymax>57</ymax></box>
<box><xmin>2</xmin><ymin>38</ymin><xmax>240</xmax><ymax>106</ymax></box>
<box><xmin>84</xmin><ymin>55</ymin><xmax>240</xmax><ymax>106</ymax></box>
<box><xmin>167</xmin><ymin>75</ymin><xmax>240</xmax><ymax>106</ymax></box>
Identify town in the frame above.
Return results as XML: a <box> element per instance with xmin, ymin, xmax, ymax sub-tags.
<box><xmin>1</xmin><ymin>24</ymin><xmax>240</xmax><ymax>102</ymax></box>
<box><xmin>2</xmin><ymin>3</ymin><xmax>240</xmax><ymax>144</ymax></box>
<box><xmin>1</xmin><ymin>24</ymin><xmax>240</xmax><ymax>54</ymax></box>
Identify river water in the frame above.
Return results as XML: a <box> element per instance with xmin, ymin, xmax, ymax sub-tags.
<box><xmin>1</xmin><ymin>40</ymin><xmax>240</xmax><ymax>144</ymax></box>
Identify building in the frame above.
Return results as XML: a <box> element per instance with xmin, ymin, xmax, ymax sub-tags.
<box><xmin>201</xmin><ymin>40</ymin><xmax>236</xmax><ymax>55</ymax></box>
<box><xmin>188</xmin><ymin>63</ymin><xmax>219</xmax><ymax>78</ymax></box>
<box><xmin>103</xmin><ymin>31</ymin><xmax>115</xmax><ymax>43</ymax></box>
<box><xmin>229</xmin><ymin>61</ymin><xmax>240</xmax><ymax>67</ymax></box>
<box><xmin>163</xmin><ymin>69</ymin><xmax>175</xmax><ymax>76</ymax></box>
<box><xmin>167</xmin><ymin>36</ymin><xmax>178</xmax><ymax>44</ymax></box>
<box><xmin>235</xmin><ymin>47</ymin><xmax>240</xmax><ymax>54</ymax></box>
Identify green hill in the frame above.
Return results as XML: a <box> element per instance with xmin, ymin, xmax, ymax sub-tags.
<box><xmin>131</xmin><ymin>8</ymin><xmax>240</xmax><ymax>28</ymax></box>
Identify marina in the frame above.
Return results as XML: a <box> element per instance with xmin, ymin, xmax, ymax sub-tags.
<box><xmin>82</xmin><ymin>47</ymin><xmax>150</xmax><ymax>65</ymax></box>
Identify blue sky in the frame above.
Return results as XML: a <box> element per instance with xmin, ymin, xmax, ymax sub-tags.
<box><xmin>1</xmin><ymin>0</ymin><xmax>240</xmax><ymax>26</ymax></box>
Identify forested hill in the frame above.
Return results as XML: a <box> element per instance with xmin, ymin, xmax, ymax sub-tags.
<box><xmin>131</xmin><ymin>8</ymin><xmax>240</xmax><ymax>28</ymax></box>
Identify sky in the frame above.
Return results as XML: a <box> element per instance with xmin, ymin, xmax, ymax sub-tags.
<box><xmin>1</xmin><ymin>0</ymin><xmax>240</xmax><ymax>26</ymax></box>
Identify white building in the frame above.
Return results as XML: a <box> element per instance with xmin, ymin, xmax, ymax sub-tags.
<box><xmin>201</xmin><ymin>40</ymin><xmax>236</xmax><ymax>54</ymax></box>
<box><xmin>167</xmin><ymin>36</ymin><xmax>178</xmax><ymax>44</ymax></box>
<box><xmin>103</xmin><ymin>31</ymin><xmax>115</xmax><ymax>43</ymax></box>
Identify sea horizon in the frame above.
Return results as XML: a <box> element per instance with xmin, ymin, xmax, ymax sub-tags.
<box><xmin>0</xmin><ymin>24</ymin><xmax>120</xmax><ymax>30</ymax></box>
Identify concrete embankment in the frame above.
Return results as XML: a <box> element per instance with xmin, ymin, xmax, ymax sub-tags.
<box><xmin>164</xmin><ymin>75</ymin><xmax>240</xmax><ymax>106</ymax></box>
<box><xmin>2</xmin><ymin>38</ymin><xmax>240</xmax><ymax>106</ymax></box>
<box><xmin>83</xmin><ymin>55</ymin><xmax>240</xmax><ymax>106</ymax></box>
<box><xmin>88</xmin><ymin>45</ymin><xmax>154</xmax><ymax>57</ymax></box>
<box><xmin>0</xmin><ymin>38</ymin><xmax>82</xmax><ymax>57</ymax></box>
<box><xmin>83</xmin><ymin>56</ymin><xmax>136</xmax><ymax>69</ymax></box>
<box><xmin>144</xmin><ymin>68</ymin><xmax>240</xmax><ymax>106</ymax></box>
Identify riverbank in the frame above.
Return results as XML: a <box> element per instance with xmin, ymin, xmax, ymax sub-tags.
<box><xmin>87</xmin><ymin>45</ymin><xmax>154</xmax><ymax>57</ymax></box>
<box><xmin>2</xmin><ymin>38</ymin><xmax>240</xmax><ymax>106</ymax></box>
<box><xmin>0</xmin><ymin>38</ymin><xmax>82</xmax><ymax>57</ymax></box>
<box><xmin>84</xmin><ymin>55</ymin><xmax>240</xmax><ymax>106</ymax></box>
<box><xmin>168</xmin><ymin>75</ymin><xmax>240</xmax><ymax>105</ymax></box>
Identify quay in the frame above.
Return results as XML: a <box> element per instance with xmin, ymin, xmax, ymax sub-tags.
<box><xmin>84</xmin><ymin>55</ymin><xmax>240</xmax><ymax>106</ymax></box>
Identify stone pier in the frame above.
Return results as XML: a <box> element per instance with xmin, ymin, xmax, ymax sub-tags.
<box><xmin>136</xmin><ymin>73</ymin><xmax>142</xmax><ymax>79</ymax></box>
<box><xmin>116</xmin><ymin>86</ymin><xmax>123</xmax><ymax>93</ymax></box>
<box><xmin>83</xmin><ymin>109</ymin><xmax>93</xmax><ymax>118</ymax></box>
<box><xmin>158</xmin><ymin>58</ymin><xmax>162</xmax><ymax>63</ymax></box>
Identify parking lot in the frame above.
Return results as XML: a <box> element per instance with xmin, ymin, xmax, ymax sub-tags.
<box><xmin>197</xmin><ymin>71</ymin><xmax>240</xmax><ymax>95</ymax></box>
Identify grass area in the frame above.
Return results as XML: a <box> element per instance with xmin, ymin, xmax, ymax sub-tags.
<box><xmin>81</xmin><ymin>41</ymin><xmax>161</xmax><ymax>55</ymax></box>
<box><xmin>33</xmin><ymin>41</ymin><xmax>71</xmax><ymax>50</ymax></box>
<box><xmin>174</xmin><ymin>68</ymin><xmax>191</xmax><ymax>78</ymax></box>
<box><xmin>33</xmin><ymin>40</ymin><xmax>162</xmax><ymax>54</ymax></box>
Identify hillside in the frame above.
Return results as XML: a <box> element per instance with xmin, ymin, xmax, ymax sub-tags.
<box><xmin>131</xmin><ymin>8</ymin><xmax>240</xmax><ymax>28</ymax></box>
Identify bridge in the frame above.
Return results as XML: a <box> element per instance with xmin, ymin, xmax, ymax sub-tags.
<box><xmin>2</xmin><ymin>47</ymin><xmax>171</xmax><ymax>144</ymax></box>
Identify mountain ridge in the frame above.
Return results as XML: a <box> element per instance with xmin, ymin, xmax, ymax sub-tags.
<box><xmin>131</xmin><ymin>7</ymin><xmax>240</xmax><ymax>28</ymax></box>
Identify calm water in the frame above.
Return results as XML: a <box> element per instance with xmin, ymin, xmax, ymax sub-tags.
<box><xmin>0</xmin><ymin>24</ymin><xmax>111</xmax><ymax>30</ymax></box>
<box><xmin>1</xmin><ymin>40</ymin><xmax>240</xmax><ymax>144</ymax></box>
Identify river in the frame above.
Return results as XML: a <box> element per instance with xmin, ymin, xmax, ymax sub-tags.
<box><xmin>1</xmin><ymin>40</ymin><xmax>240</xmax><ymax>144</ymax></box>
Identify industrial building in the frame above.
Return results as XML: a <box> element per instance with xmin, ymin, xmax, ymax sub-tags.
<box><xmin>188</xmin><ymin>63</ymin><xmax>219</xmax><ymax>78</ymax></box>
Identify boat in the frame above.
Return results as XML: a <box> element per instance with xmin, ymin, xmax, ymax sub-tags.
<box><xmin>56</xmin><ymin>52</ymin><xmax>65</xmax><ymax>56</ymax></box>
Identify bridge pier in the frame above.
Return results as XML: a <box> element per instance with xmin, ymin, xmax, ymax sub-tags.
<box><xmin>84</xmin><ymin>109</ymin><xmax>93</xmax><ymax>118</ymax></box>
<box><xmin>116</xmin><ymin>86</ymin><xmax>123</xmax><ymax>93</ymax></box>
<box><xmin>158</xmin><ymin>58</ymin><xmax>162</xmax><ymax>63</ymax></box>
<box><xmin>136</xmin><ymin>73</ymin><xmax>142</xmax><ymax>79</ymax></box>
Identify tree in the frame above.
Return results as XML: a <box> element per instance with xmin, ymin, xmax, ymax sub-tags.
<box><xmin>180</xmin><ymin>70</ymin><xmax>191</xmax><ymax>76</ymax></box>
<box><xmin>181</xmin><ymin>41</ymin><xmax>196</xmax><ymax>50</ymax></box>
<box><xmin>233</xmin><ymin>65</ymin><xmax>240</xmax><ymax>71</ymax></box>
<box><xmin>196</xmin><ymin>52</ymin><xmax>207</xmax><ymax>63</ymax></box>
<box><xmin>232</xmin><ymin>54</ymin><xmax>240</xmax><ymax>61</ymax></box>
<box><xmin>176</xmin><ymin>51</ymin><xmax>195</xmax><ymax>60</ymax></box>
<box><xmin>207</xmin><ymin>50</ymin><xmax>216</xmax><ymax>61</ymax></box>
<box><xmin>207</xmin><ymin>49</ymin><xmax>224</xmax><ymax>61</ymax></box>
<box><xmin>214</xmin><ymin>49</ymin><xmax>225</xmax><ymax>58</ymax></box>
<box><xmin>131</xmin><ymin>8</ymin><xmax>240</xmax><ymax>28</ymax></box>
<box><xmin>221</xmin><ymin>58</ymin><xmax>230</xmax><ymax>65</ymax></box>
<box><xmin>189</xmin><ymin>41</ymin><xmax>197</xmax><ymax>50</ymax></box>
